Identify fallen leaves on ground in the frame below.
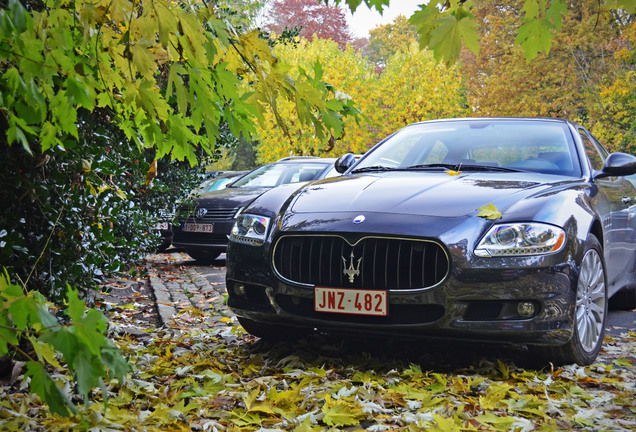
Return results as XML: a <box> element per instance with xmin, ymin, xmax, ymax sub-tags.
<box><xmin>1</xmin><ymin>303</ymin><xmax>635</xmax><ymax>432</ymax></box>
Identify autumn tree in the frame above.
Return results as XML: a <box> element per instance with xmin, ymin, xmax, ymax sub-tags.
<box><xmin>262</xmin><ymin>0</ymin><xmax>352</xmax><ymax>49</ymax></box>
<box><xmin>254</xmin><ymin>38</ymin><xmax>467</xmax><ymax>162</ymax></box>
<box><xmin>461</xmin><ymin>0</ymin><xmax>633</xmax><ymax>144</ymax></box>
<box><xmin>591</xmin><ymin>22</ymin><xmax>636</xmax><ymax>152</ymax></box>
<box><xmin>364</xmin><ymin>15</ymin><xmax>418</xmax><ymax>68</ymax></box>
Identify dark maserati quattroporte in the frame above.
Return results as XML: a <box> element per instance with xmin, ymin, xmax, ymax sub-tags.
<box><xmin>226</xmin><ymin>118</ymin><xmax>636</xmax><ymax>365</ymax></box>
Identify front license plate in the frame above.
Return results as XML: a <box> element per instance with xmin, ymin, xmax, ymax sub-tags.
<box><xmin>183</xmin><ymin>223</ymin><xmax>214</xmax><ymax>233</ymax></box>
<box><xmin>315</xmin><ymin>287</ymin><xmax>388</xmax><ymax>316</ymax></box>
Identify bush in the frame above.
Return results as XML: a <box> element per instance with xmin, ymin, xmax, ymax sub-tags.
<box><xmin>0</xmin><ymin>109</ymin><xmax>206</xmax><ymax>301</ymax></box>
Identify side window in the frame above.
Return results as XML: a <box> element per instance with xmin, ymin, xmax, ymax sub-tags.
<box><xmin>579</xmin><ymin>129</ymin><xmax>604</xmax><ymax>171</ymax></box>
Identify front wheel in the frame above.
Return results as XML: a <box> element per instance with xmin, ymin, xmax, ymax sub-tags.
<box><xmin>532</xmin><ymin>234</ymin><xmax>607</xmax><ymax>366</ymax></box>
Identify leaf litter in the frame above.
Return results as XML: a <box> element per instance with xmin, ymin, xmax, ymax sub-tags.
<box><xmin>1</xmin><ymin>264</ymin><xmax>635</xmax><ymax>431</ymax></box>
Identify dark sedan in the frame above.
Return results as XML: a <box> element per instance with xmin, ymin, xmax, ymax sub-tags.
<box><xmin>226</xmin><ymin>118</ymin><xmax>636</xmax><ymax>365</ymax></box>
<box><xmin>172</xmin><ymin>157</ymin><xmax>337</xmax><ymax>263</ymax></box>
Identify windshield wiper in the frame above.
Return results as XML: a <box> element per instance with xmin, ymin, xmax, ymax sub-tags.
<box><xmin>406</xmin><ymin>163</ymin><xmax>463</xmax><ymax>170</ymax></box>
<box><xmin>351</xmin><ymin>165</ymin><xmax>394</xmax><ymax>173</ymax></box>
<box><xmin>457</xmin><ymin>165</ymin><xmax>522</xmax><ymax>173</ymax></box>
<box><xmin>406</xmin><ymin>163</ymin><xmax>522</xmax><ymax>173</ymax></box>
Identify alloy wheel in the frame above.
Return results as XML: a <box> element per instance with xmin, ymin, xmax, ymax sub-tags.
<box><xmin>576</xmin><ymin>248</ymin><xmax>606</xmax><ymax>353</ymax></box>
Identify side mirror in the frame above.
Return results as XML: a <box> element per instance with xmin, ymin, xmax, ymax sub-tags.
<box><xmin>334</xmin><ymin>153</ymin><xmax>356</xmax><ymax>174</ymax></box>
<box><xmin>593</xmin><ymin>152</ymin><xmax>636</xmax><ymax>180</ymax></box>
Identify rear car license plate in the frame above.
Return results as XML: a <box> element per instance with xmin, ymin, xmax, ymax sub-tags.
<box><xmin>184</xmin><ymin>223</ymin><xmax>214</xmax><ymax>233</ymax></box>
<box><xmin>315</xmin><ymin>287</ymin><xmax>388</xmax><ymax>316</ymax></box>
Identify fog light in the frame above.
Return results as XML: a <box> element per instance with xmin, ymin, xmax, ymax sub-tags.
<box><xmin>517</xmin><ymin>301</ymin><xmax>535</xmax><ymax>318</ymax></box>
<box><xmin>234</xmin><ymin>284</ymin><xmax>245</xmax><ymax>296</ymax></box>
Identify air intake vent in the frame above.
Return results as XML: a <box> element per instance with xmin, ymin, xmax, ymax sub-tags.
<box><xmin>272</xmin><ymin>235</ymin><xmax>449</xmax><ymax>290</ymax></box>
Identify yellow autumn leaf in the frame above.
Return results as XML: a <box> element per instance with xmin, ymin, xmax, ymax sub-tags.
<box><xmin>86</xmin><ymin>180</ymin><xmax>97</xmax><ymax>197</ymax></box>
<box><xmin>115</xmin><ymin>189</ymin><xmax>127</xmax><ymax>200</ymax></box>
<box><xmin>479</xmin><ymin>382</ymin><xmax>512</xmax><ymax>409</ymax></box>
<box><xmin>29</xmin><ymin>337</ymin><xmax>64</xmax><ymax>370</ymax></box>
<box><xmin>476</xmin><ymin>203</ymin><xmax>502</xmax><ymax>220</ymax></box>
<box><xmin>145</xmin><ymin>159</ymin><xmax>158</xmax><ymax>186</ymax></box>
<box><xmin>321</xmin><ymin>398</ymin><xmax>365</xmax><ymax>426</ymax></box>
<box><xmin>445</xmin><ymin>169</ymin><xmax>462</xmax><ymax>176</ymax></box>
<box><xmin>81</xmin><ymin>158</ymin><xmax>92</xmax><ymax>172</ymax></box>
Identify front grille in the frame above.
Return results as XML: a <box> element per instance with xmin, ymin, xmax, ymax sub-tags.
<box><xmin>179</xmin><ymin>206</ymin><xmax>238</xmax><ymax>221</ymax></box>
<box><xmin>272</xmin><ymin>235</ymin><xmax>449</xmax><ymax>290</ymax></box>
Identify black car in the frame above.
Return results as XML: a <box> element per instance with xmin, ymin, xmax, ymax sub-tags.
<box><xmin>172</xmin><ymin>157</ymin><xmax>338</xmax><ymax>263</ymax></box>
<box><xmin>226</xmin><ymin>118</ymin><xmax>636</xmax><ymax>365</ymax></box>
<box><xmin>153</xmin><ymin>171</ymin><xmax>247</xmax><ymax>252</ymax></box>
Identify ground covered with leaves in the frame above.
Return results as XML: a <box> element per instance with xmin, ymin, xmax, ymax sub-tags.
<box><xmin>1</xmin><ymin>270</ymin><xmax>635</xmax><ymax>431</ymax></box>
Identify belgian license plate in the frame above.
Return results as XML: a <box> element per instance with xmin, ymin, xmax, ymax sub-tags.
<box><xmin>315</xmin><ymin>287</ymin><xmax>388</xmax><ymax>316</ymax></box>
<box><xmin>183</xmin><ymin>223</ymin><xmax>214</xmax><ymax>233</ymax></box>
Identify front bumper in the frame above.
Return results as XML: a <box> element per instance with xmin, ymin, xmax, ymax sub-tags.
<box><xmin>171</xmin><ymin>219</ymin><xmax>235</xmax><ymax>249</ymax></box>
<box><xmin>226</xmin><ymin>240</ymin><xmax>577</xmax><ymax>346</ymax></box>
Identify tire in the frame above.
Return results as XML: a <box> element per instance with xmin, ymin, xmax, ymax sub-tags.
<box><xmin>237</xmin><ymin>317</ymin><xmax>305</xmax><ymax>341</ymax></box>
<box><xmin>185</xmin><ymin>248</ymin><xmax>222</xmax><ymax>264</ymax></box>
<box><xmin>532</xmin><ymin>234</ymin><xmax>608</xmax><ymax>366</ymax></box>
<box><xmin>157</xmin><ymin>237</ymin><xmax>172</xmax><ymax>253</ymax></box>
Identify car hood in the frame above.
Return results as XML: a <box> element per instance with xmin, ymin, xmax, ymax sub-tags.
<box><xmin>195</xmin><ymin>187</ymin><xmax>270</xmax><ymax>208</ymax></box>
<box><xmin>290</xmin><ymin>171</ymin><xmax>572</xmax><ymax>218</ymax></box>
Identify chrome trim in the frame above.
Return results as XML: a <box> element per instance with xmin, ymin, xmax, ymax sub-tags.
<box><xmin>271</xmin><ymin>234</ymin><xmax>450</xmax><ymax>293</ymax></box>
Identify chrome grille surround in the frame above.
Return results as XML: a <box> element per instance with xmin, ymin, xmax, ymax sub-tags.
<box><xmin>179</xmin><ymin>206</ymin><xmax>239</xmax><ymax>221</ymax></box>
<box><xmin>272</xmin><ymin>234</ymin><xmax>450</xmax><ymax>291</ymax></box>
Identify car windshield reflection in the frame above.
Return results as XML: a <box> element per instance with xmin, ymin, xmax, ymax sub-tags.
<box><xmin>354</xmin><ymin>119</ymin><xmax>582</xmax><ymax>177</ymax></box>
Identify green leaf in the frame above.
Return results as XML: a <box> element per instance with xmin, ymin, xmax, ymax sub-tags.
<box><xmin>25</xmin><ymin>361</ymin><xmax>76</xmax><ymax>417</ymax></box>
<box><xmin>521</xmin><ymin>0</ymin><xmax>541</xmax><ymax>21</ymax></box>
<box><xmin>429</xmin><ymin>8</ymin><xmax>479</xmax><ymax>64</ymax></box>
<box><xmin>476</xmin><ymin>203</ymin><xmax>503</xmax><ymax>220</ymax></box>
<box><xmin>409</xmin><ymin>3</ymin><xmax>442</xmax><ymax>50</ymax></box>
<box><xmin>75</xmin><ymin>348</ymin><xmax>106</xmax><ymax>398</ymax></box>
<box><xmin>613</xmin><ymin>358</ymin><xmax>634</xmax><ymax>368</ymax></box>
<box><xmin>515</xmin><ymin>18</ymin><xmax>554</xmax><ymax>61</ymax></box>
<box><xmin>0</xmin><ymin>313</ymin><xmax>19</xmax><ymax>354</ymax></box>
<box><xmin>65</xmin><ymin>76</ymin><xmax>93</xmax><ymax>110</ymax></box>
<box><xmin>546</xmin><ymin>0</ymin><xmax>568</xmax><ymax>29</ymax></box>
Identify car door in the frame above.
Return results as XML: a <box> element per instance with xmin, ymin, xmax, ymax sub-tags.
<box><xmin>579</xmin><ymin>128</ymin><xmax>636</xmax><ymax>287</ymax></box>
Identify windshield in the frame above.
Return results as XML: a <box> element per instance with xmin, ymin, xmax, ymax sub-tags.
<box><xmin>231</xmin><ymin>162</ymin><xmax>329</xmax><ymax>188</ymax></box>
<box><xmin>354</xmin><ymin>119</ymin><xmax>581</xmax><ymax>177</ymax></box>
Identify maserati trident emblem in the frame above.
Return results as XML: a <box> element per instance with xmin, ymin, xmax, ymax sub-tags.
<box><xmin>353</xmin><ymin>215</ymin><xmax>365</xmax><ymax>224</ymax></box>
<box><xmin>195</xmin><ymin>208</ymin><xmax>207</xmax><ymax>218</ymax></box>
<box><xmin>342</xmin><ymin>251</ymin><xmax>362</xmax><ymax>283</ymax></box>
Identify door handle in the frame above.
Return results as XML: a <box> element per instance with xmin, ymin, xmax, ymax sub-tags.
<box><xmin>622</xmin><ymin>196</ymin><xmax>632</xmax><ymax>204</ymax></box>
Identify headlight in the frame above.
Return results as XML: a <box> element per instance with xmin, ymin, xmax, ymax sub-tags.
<box><xmin>474</xmin><ymin>223</ymin><xmax>565</xmax><ymax>257</ymax></box>
<box><xmin>230</xmin><ymin>214</ymin><xmax>271</xmax><ymax>246</ymax></box>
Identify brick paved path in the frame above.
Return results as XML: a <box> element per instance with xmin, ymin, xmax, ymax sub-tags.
<box><xmin>145</xmin><ymin>251</ymin><xmax>234</xmax><ymax>330</ymax></box>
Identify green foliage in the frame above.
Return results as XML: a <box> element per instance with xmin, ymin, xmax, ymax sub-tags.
<box><xmin>0</xmin><ymin>272</ymin><xmax>130</xmax><ymax>416</ymax></box>
<box><xmin>335</xmin><ymin>0</ymin><xmax>636</xmax><ymax>64</ymax></box>
<box><xmin>0</xmin><ymin>0</ymin><xmax>357</xmax><ymax>165</ymax></box>
<box><xmin>0</xmin><ymin>109</ymin><xmax>206</xmax><ymax>301</ymax></box>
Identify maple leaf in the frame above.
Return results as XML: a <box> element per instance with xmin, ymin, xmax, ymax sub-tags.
<box><xmin>321</xmin><ymin>397</ymin><xmax>365</xmax><ymax>426</ymax></box>
<box><xmin>476</xmin><ymin>203</ymin><xmax>503</xmax><ymax>220</ymax></box>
